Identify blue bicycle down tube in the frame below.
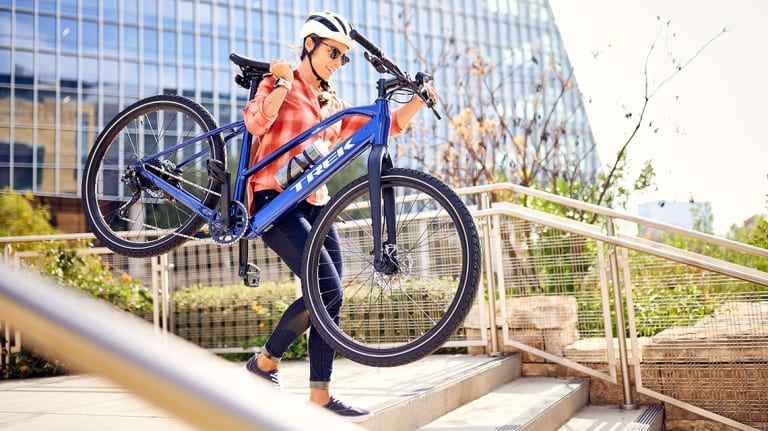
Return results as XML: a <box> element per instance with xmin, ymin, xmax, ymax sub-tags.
<box><xmin>244</xmin><ymin>121</ymin><xmax>377</xmax><ymax>238</ymax></box>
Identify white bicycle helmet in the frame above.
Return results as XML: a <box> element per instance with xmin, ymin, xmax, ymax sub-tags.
<box><xmin>299</xmin><ymin>12</ymin><xmax>356</xmax><ymax>49</ymax></box>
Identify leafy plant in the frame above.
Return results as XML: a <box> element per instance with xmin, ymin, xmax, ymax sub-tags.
<box><xmin>1</xmin><ymin>349</ymin><xmax>70</xmax><ymax>379</ymax></box>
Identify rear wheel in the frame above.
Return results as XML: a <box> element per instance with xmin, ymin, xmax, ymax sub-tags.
<box><xmin>301</xmin><ymin>168</ymin><xmax>481</xmax><ymax>367</ymax></box>
<box><xmin>81</xmin><ymin>95</ymin><xmax>224</xmax><ymax>257</ymax></box>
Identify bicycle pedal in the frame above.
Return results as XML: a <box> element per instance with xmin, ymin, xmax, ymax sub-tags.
<box><xmin>243</xmin><ymin>262</ymin><xmax>261</xmax><ymax>287</ymax></box>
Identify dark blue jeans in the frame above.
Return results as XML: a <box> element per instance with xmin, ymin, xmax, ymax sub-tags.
<box><xmin>252</xmin><ymin>190</ymin><xmax>343</xmax><ymax>385</ymax></box>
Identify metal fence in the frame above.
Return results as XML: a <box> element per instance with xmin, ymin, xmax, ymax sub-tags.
<box><xmin>2</xmin><ymin>182</ymin><xmax>767</xmax><ymax>430</ymax></box>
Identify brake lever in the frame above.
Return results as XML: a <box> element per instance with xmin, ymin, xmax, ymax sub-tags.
<box><xmin>415</xmin><ymin>72</ymin><xmax>441</xmax><ymax>120</ymax></box>
<box><xmin>364</xmin><ymin>52</ymin><xmax>388</xmax><ymax>74</ymax></box>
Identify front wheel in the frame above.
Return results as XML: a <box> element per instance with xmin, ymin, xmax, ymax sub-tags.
<box><xmin>301</xmin><ymin>168</ymin><xmax>481</xmax><ymax>367</ymax></box>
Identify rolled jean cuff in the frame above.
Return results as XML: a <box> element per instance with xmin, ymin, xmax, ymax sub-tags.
<box><xmin>260</xmin><ymin>347</ymin><xmax>280</xmax><ymax>363</ymax></box>
<box><xmin>309</xmin><ymin>380</ymin><xmax>330</xmax><ymax>390</ymax></box>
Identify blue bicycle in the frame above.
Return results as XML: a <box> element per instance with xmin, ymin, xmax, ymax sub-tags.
<box><xmin>81</xmin><ymin>31</ymin><xmax>481</xmax><ymax>367</ymax></box>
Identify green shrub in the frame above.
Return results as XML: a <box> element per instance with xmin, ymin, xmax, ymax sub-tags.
<box><xmin>41</xmin><ymin>246</ymin><xmax>153</xmax><ymax>312</ymax></box>
<box><xmin>174</xmin><ymin>282</ymin><xmax>308</xmax><ymax>359</ymax></box>
<box><xmin>1</xmin><ymin>348</ymin><xmax>71</xmax><ymax>379</ymax></box>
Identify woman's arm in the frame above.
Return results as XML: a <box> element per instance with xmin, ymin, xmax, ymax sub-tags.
<box><xmin>394</xmin><ymin>85</ymin><xmax>439</xmax><ymax>131</ymax></box>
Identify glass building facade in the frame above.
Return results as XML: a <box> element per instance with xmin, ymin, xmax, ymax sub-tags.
<box><xmin>0</xmin><ymin>0</ymin><xmax>596</xmax><ymax>232</ymax></box>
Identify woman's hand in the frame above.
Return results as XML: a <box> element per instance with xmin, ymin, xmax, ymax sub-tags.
<box><xmin>394</xmin><ymin>85</ymin><xmax>440</xmax><ymax>131</ymax></box>
<box><xmin>270</xmin><ymin>60</ymin><xmax>294</xmax><ymax>82</ymax></box>
<box><xmin>418</xmin><ymin>85</ymin><xmax>439</xmax><ymax>108</ymax></box>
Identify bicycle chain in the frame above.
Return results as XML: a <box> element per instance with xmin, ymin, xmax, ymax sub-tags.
<box><xmin>149</xmin><ymin>160</ymin><xmax>222</xmax><ymax>199</ymax></box>
<box><xmin>117</xmin><ymin>162</ymin><xmax>227</xmax><ymax>245</ymax></box>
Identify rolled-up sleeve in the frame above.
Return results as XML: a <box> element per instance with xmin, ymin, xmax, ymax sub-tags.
<box><xmin>338</xmin><ymin>107</ymin><xmax>404</xmax><ymax>141</ymax></box>
<box><xmin>243</xmin><ymin>80</ymin><xmax>278</xmax><ymax>137</ymax></box>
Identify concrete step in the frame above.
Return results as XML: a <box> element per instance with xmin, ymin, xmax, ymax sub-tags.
<box><xmin>417</xmin><ymin>376</ymin><xmax>589</xmax><ymax>431</ymax></box>
<box><xmin>558</xmin><ymin>404</ymin><xmax>665</xmax><ymax>431</ymax></box>
<box><xmin>359</xmin><ymin>354</ymin><xmax>522</xmax><ymax>431</ymax></box>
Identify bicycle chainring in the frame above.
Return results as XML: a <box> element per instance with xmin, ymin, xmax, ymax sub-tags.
<box><xmin>209</xmin><ymin>200</ymin><xmax>249</xmax><ymax>245</ymax></box>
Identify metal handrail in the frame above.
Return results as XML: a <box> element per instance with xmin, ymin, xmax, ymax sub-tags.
<box><xmin>458</xmin><ymin>182</ymin><xmax>768</xmax><ymax>258</ymax></box>
<box><xmin>0</xmin><ymin>263</ymin><xmax>362</xmax><ymax>431</ymax></box>
<box><xmin>473</xmin><ymin>202</ymin><xmax>768</xmax><ymax>288</ymax></box>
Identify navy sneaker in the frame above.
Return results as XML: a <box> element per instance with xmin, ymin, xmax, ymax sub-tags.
<box><xmin>322</xmin><ymin>396</ymin><xmax>372</xmax><ymax>422</ymax></box>
<box><xmin>244</xmin><ymin>356</ymin><xmax>280</xmax><ymax>389</ymax></box>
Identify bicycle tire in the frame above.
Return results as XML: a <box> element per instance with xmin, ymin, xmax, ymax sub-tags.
<box><xmin>81</xmin><ymin>95</ymin><xmax>225</xmax><ymax>257</ymax></box>
<box><xmin>301</xmin><ymin>168</ymin><xmax>481</xmax><ymax>367</ymax></box>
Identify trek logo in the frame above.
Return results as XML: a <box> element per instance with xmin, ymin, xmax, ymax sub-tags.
<box><xmin>290</xmin><ymin>138</ymin><xmax>355</xmax><ymax>193</ymax></box>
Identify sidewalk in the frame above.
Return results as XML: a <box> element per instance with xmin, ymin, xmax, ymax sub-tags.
<box><xmin>0</xmin><ymin>354</ymin><xmax>498</xmax><ymax>430</ymax></box>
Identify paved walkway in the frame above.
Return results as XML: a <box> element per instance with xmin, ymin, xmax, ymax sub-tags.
<box><xmin>0</xmin><ymin>354</ymin><xmax>496</xmax><ymax>430</ymax></box>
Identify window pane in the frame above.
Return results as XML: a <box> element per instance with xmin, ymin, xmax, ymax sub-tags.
<box><xmin>102</xmin><ymin>95</ymin><xmax>121</xmax><ymax>126</ymax></box>
<box><xmin>182</xmin><ymin>32</ymin><xmax>194</xmax><ymax>62</ymax></box>
<box><xmin>267</xmin><ymin>12</ymin><xmax>277</xmax><ymax>39</ymax></box>
<box><xmin>123</xmin><ymin>61</ymin><xmax>140</xmax><ymax>93</ymax></box>
<box><xmin>124</xmin><ymin>25</ymin><xmax>139</xmax><ymax>57</ymax></box>
<box><xmin>124</xmin><ymin>2</ymin><xmax>139</xmax><ymax>22</ymax></box>
<box><xmin>59</xmin><ymin>54</ymin><xmax>77</xmax><ymax>83</ymax></box>
<box><xmin>163</xmin><ymin>30</ymin><xmax>176</xmax><ymax>59</ymax></box>
<box><xmin>38</xmin><ymin>53</ymin><xmax>56</xmax><ymax>85</ymax></box>
<box><xmin>81</xmin><ymin>57</ymin><xmax>98</xmax><ymax>90</ymax></box>
<box><xmin>200</xmin><ymin>35</ymin><xmax>212</xmax><ymax>63</ymax></box>
<box><xmin>37</xmin><ymin>94</ymin><xmax>56</xmax><ymax>128</ymax></box>
<box><xmin>61</xmin><ymin>0</ymin><xmax>77</xmax><ymax>15</ymax></box>
<box><xmin>216</xmin><ymin>37</ymin><xmax>229</xmax><ymax>67</ymax></box>
<box><xmin>104</xmin><ymin>23</ymin><xmax>119</xmax><ymax>52</ymax></box>
<box><xmin>144</xmin><ymin>28</ymin><xmax>158</xmax><ymax>57</ymax></box>
<box><xmin>215</xmin><ymin>5</ymin><xmax>229</xmax><ymax>34</ymax></box>
<box><xmin>13</xmin><ymin>51</ymin><xmax>34</xmax><ymax>84</ymax></box>
<box><xmin>163</xmin><ymin>0</ymin><xmax>177</xmax><ymax>27</ymax></box>
<box><xmin>83</xmin><ymin>2</ymin><xmax>98</xmax><ymax>18</ymax></box>
<box><xmin>181</xmin><ymin>0</ymin><xmax>194</xmax><ymax>30</ymax></box>
<box><xmin>38</xmin><ymin>15</ymin><xmax>57</xmax><ymax>50</ymax></box>
<box><xmin>198</xmin><ymin>3</ymin><xmax>211</xmax><ymax>32</ymax></box>
<box><xmin>103</xmin><ymin>2</ymin><xmax>119</xmax><ymax>20</ymax></box>
<box><xmin>38</xmin><ymin>0</ymin><xmax>56</xmax><ymax>13</ymax></box>
<box><xmin>0</xmin><ymin>48</ymin><xmax>10</xmax><ymax>75</ymax></box>
<box><xmin>103</xmin><ymin>59</ymin><xmax>119</xmax><ymax>91</ymax></box>
<box><xmin>182</xmin><ymin>67</ymin><xmax>195</xmax><ymax>96</ymax></box>
<box><xmin>143</xmin><ymin>0</ymin><xmax>158</xmax><ymax>25</ymax></box>
<box><xmin>60</xmin><ymin>18</ymin><xmax>78</xmax><ymax>51</ymax></box>
<box><xmin>200</xmin><ymin>69</ymin><xmax>212</xmax><ymax>98</ymax></box>
<box><xmin>143</xmin><ymin>63</ymin><xmax>159</xmax><ymax>94</ymax></box>
<box><xmin>234</xmin><ymin>7</ymin><xmax>246</xmax><ymax>35</ymax></box>
<box><xmin>82</xmin><ymin>20</ymin><xmax>99</xmax><ymax>54</ymax></box>
<box><xmin>162</xmin><ymin>65</ymin><xmax>177</xmax><ymax>91</ymax></box>
<box><xmin>0</xmin><ymin>11</ymin><xmax>10</xmax><ymax>46</ymax></box>
<box><xmin>217</xmin><ymin>70</ymin><xmax>231</xmax><ymax>100</ymax></box>
<box><xmin>13</xmin><ymin>13</ymin><xmax>34</xmax><ymax>48</ymax></box>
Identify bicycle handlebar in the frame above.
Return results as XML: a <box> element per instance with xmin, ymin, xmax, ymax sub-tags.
<box><xmin>350</xmin><ymin>29</ymin><xmax>440</xmax><ymax>119</ymax></box>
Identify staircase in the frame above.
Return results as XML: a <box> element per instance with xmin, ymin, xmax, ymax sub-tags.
<box><xmin>357</xmin><ymin>354</ymin><xmax>664</xmax><ymax>431</ymax></box>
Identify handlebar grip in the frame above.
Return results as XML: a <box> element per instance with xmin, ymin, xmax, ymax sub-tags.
<box><xmin>350</xmin><ymin>29</ymin><xmax>383</xmax><ymax>59</ymax></box>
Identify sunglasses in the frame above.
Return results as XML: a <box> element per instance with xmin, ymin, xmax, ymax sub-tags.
<box><xmin>318</xmin><ymin>41</ymin><xmax>350</xmax><ymax>66</ymax></box>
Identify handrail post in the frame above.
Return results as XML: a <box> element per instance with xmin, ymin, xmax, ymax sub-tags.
<box><xmin>480</xmin><ymin>193</ymin><xmax>500</xmax><ymax>356</ymax></box>
<box><xmin>160</xmin><ymin>253</ymin><xmax>173</xmax><ymax>334</ymax></box>
<box><xmin>605</xmin><ymin>217</ymin><xmax>637</xmax><ymax>410</ymax></box>
<box><xmin>151</xmin><ymin>254</ymin><xmax>172</xmax><ymax>334</ymax></box>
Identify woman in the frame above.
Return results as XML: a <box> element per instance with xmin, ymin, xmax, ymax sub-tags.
<box><xmin>242</xmin><ymin>11</ymin><xmax>436</xmax><ymax>421</ymax></box>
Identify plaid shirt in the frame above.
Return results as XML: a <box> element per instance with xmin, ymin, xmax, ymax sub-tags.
<box><xmin>244</xmin><ymin>69</ymin><xmax>403</xmax><ymax>206</ymax></box>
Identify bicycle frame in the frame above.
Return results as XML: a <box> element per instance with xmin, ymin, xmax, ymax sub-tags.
<box><xmin>136</xmin><ymin>77</ymin><xmax>399</xmax><ymax>271</ymax></box>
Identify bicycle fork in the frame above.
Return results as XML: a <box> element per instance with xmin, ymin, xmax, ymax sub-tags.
<box><xmin>368</xmin><ymin>145</ymin><xmax>399</xmax><ymax>274</ymax></box>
